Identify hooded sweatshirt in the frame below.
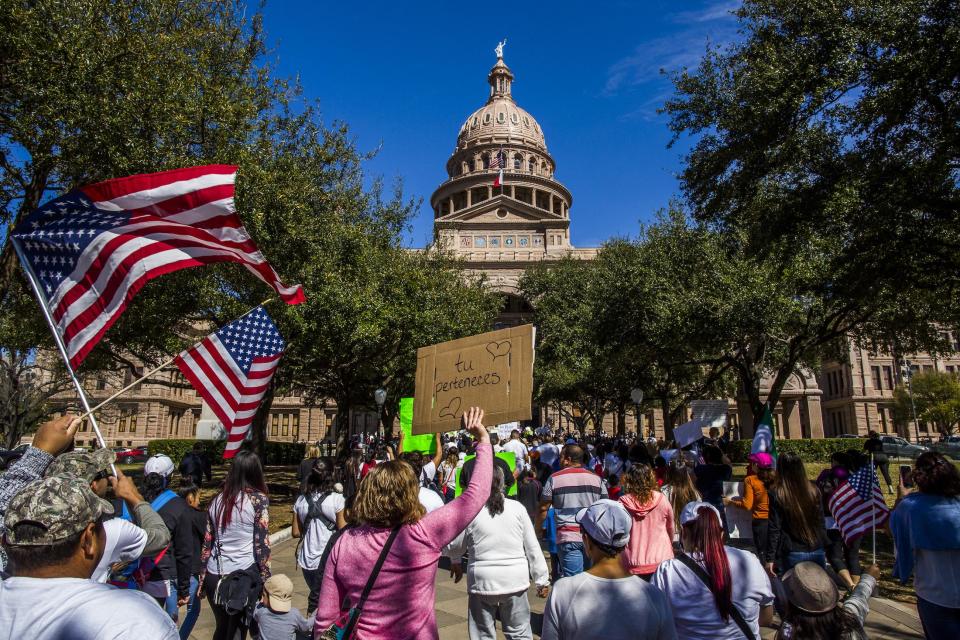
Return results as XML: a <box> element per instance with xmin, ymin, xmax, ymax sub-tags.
<box><xmin>619</xmin><ymin>491</ymin><xmax>675</xmax><ymax>575</ymax></box>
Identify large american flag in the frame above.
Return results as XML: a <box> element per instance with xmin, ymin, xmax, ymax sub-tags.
<box><xmin>10</xmin><ymin>165</ymin><xmax>305</xmax><ymax>368</ymax></box>
<box><xmin>828</xmin><ymin>462</ymin><xmax>890</xmax><ymax>545</ymax></box>
<box><xmin>174</xmin><ymin>306</ymin><xmax>284</xmax><ymax>459</ymax></box>
<box><xmin>493</xmin><ymin>148</ymin><xmax>506</xmax><ymax>188</ymax></box>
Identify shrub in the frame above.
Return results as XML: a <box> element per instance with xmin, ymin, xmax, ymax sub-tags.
<box><xmin>727</xmin><ymin>438</ymin><xmax>860</xmax><ymax>464</ymax></box>
<box><xmin>148</xmin><ymin>439</ymin><xmax>306</xmax><ymax>466</ymax></box>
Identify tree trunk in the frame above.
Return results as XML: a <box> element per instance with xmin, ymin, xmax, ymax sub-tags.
<box><xmin>660</xmin><ymin>395</ymin><xmax>674</xmax><ymax>442</ymax></box>
<box><xmin>250</xmin><ymin>378</ymin><xmax>275</xmax><ymax>462</ymax></box>
<box><xmin>381</xmin><ymin>404</ymin><xmax>398</xmax><ymax>439</ymax></box>
<box><xmin>616</xmin><ymin>405</ymin><xmax>626</xmax><ymax>437</ymax></box>
<box><xmin>332</xmin><ymin>398</ymin><xmax>351</xmax><ymax>458</ymax></box>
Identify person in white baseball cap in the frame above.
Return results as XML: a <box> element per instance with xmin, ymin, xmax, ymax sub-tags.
<box><xmin>541</xmin><ymin>499</ymin><xmax>677</xmax><ymax>640</ymax></box>
<box><xmin>653</xmin><ymin>501</ymin><xmax>774</xmax><ymax>640</ymax></box>
<box><xmin>140</xmin><ymin>453</ymin><xmax>197</xmax><ymax>622</ymax></box>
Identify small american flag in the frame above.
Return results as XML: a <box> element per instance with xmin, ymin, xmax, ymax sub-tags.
<box><xmin>828</xmin><ymin>462</ymin><xmax>890</xmax><ymax>545</ymax></box>
<box><xmin>10</xmin><ymin>165</ymin><xmax>304</xmax><ymax>368</ymax></box>
<box><xmin>174</xmin><ymin>306</ymin><xmax>284</xmax><ymax>459</ymax></box>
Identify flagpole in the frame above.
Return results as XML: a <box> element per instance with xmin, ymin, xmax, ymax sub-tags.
<box><xmin>871</xmin><ymin>452</ymin><xmax>877</xmax><ymax>565</ymax></box>
<box><xmin>78</xmin><ymin>355</ymin><xmax>178</xmax><ymax>420</ymax></box>
<box><xmin>11</xmin><ymin>238</ymin><xmax>110</xmax><ymax>454</ymax></box>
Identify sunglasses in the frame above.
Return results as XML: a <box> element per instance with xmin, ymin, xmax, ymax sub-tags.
<box><xmin>92</xmin><ymin>470</ymin><xmax>112</xmax><ymax>482</ymax></box>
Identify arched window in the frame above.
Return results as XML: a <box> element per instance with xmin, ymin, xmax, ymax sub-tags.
<box><xmin>482</xmin><ymin>154</ymin><xmax>491</xmax><ymax>170</ymax></box>
<box><xmin>468</xmin><ymin>159</ymin><xmax>475</xmax><ymax>173</ymax></box>
<box><xmin>513</xmin><ymin>154</ymin><xmax>522</xmax><ymax>170</ymax></box>
<box><xmin>528</xmin><ymin>158</ymin><xmax>536</xmax><ymax>173</ymax></box>
<box><xmin>541</xmin><ymin>162</ymin><xmax>548</xmax><ymax>175</ymax></box>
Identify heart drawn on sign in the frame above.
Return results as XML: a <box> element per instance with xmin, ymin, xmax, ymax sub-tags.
<box><xmin>486</xmin><ymin>340</ymin><xmax>512</xmax><ymax>361</ymax></box>
<box><xmin>439</xmin><ymin>396</ymin><xmax>462</xmax><ymax>419</ymax></box>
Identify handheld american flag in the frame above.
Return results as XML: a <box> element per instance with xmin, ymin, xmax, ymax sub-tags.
<box><xmin>828</xmin><ymin>462</ymin><xmax>890</xmax><ymax>545</ymax></box>
<box><xmin>174</xmin><ymin>306</ymin><xmax>284</xmax><ymax>459</ymax></box>
<box><xmin>10</xmin><ymin>165</ymin><xmax>305</xmax><ymax>368</ymax></box>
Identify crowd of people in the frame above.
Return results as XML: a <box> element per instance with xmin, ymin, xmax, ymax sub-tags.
<box><xmin>0</xmin><ymin>412</ymin><xmax>958</xmax><ymax>640</ymax></box>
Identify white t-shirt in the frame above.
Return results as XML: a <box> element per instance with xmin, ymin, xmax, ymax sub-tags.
<box><xmin>420</xmin><ymin>460</ymin><xmax>437</xmax><ymax>485</ymax></box>
<box><xmin>206</xmin><ymin>494</ymin><xmax>257</xmax><ymax>576</ymax></box>
<box><xmin>502</xmin><ymin>439</ymin><xmax>529</xmax><ymax>470</ymax></box>
<box><xmin>538</xmin><ymin>443</ymin><xmax>561</xmax><ymax>468</ymax></box>
<box><xmin>293</xmin><ymin>491</ymin><xmax>346</xmax><ymax>570</ymax></box>
<box><xmin>541</xmin><ymin>572</ymin><xmax>677</xmax><ymax>640</ymax></box>
<box><xmin>437</xmin><ymin>461</ymin><xmax>461</xmax><ymax>491</ymax></box>
<box><xmin>419</xmin><ymin>486</ymin><xmax>445</xmax><ymax>513</ymax></box>
<box><xmin>0</xmin><ymin>576</ymin><xmax>178</xmax><ymax>639</ymax></box>
<box><xmin>91</xmin><ymin>517</ymin><xmax>148</xmax><ymax>583</ymax></box>
<box><xmin>652</xmin><ymin>546</ymin><xmax>774</xmax><ymax>640</ymax></box>
<box><xmin>445</xmin><ymin>500</ymin><xmax>549</xmax><ymax>595</ymax></box>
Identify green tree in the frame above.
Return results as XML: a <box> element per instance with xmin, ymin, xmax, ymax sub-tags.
<box><xmin>893</xmin><ymin>370</ymin><xmax>960</xmax><ymax>436</ymax></box>
<box><xmin>664</xmin><ymin>0</ymin><xmax>959</xmax><ymax>352</ymax></box>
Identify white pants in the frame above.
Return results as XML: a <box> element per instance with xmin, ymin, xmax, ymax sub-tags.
<box><xmin>467</xmin><ymin>590</ymin><xmax>532</xmax><ymax>640</ymax></box>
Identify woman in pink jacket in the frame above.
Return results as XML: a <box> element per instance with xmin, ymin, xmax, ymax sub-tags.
<box><xmin>315</xmin><ymin>407</ymin><xmax>492</xmax><ymax>639</ymax></box>
<box><xmin>619</xmin><ymin>463</ymin><xmax>675</xmax><ymax>579</ymax></box>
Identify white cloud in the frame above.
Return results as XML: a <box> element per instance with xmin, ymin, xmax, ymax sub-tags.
<box><xmin>604</xmin><ymin>0</ymin><xmax>740</xmax><ymax>95</ymax></box>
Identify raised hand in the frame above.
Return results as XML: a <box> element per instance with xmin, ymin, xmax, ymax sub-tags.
<box><xmin>32</xmin><ymin>415</ymin><xmax>80</xmax><ymax>456</ymax></box>
<box><xmin>462</xmin><ymin>407</ymin><xmax>487</xmax><ymax>443</ymax></box>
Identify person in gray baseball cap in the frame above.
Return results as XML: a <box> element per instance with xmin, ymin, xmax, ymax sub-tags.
<box><xmin>541</xmin><ymin>499</ymin><xmax>678</xmax><ymax>640</ymax></box>
<box><xmin>0</xmin><ymin>475</ymin><xmax>178</xmax><ymax>639</ymax></box>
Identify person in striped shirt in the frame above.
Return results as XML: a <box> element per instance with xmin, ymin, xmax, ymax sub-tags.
<box><xmin>537</xmin><ymin>445</ymin><xmax>606</xmax><ymax>577</ymax></box>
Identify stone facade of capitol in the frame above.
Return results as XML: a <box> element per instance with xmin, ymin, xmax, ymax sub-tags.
<box><xmin>48</xmin><ymin>52</ymin><xmax>960</xmax><ymax>448</ymax></box>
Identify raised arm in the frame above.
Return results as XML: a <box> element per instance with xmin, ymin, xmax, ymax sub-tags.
<box><xmin>418</xmin><ymin>408</ymin><xmax>492</xmax><ymax>547</ymax></box>
<box><xmin>430</xmin><ymin>433</ymin><xmax>443</xmax><ymax>469</ymax></box>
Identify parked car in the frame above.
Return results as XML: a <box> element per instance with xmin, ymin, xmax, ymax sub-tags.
<box><xmin>880</xmin><ymin>435</ymin><xmax>929</xmax><ymax>459</ymax></box>
<box><xmin>0</xmin><ymin>444</ymin><xmax>30</xmax><ymax>470</ymax></box>
<box><xmin>933</xmin><ymin>435</ymin><xmax>960</xmax><ymax>460</ymax></box>
<box><xmin>113</xmin><ymin>445</ymin><xmax>149</xmax><ymax>464</ymax></box>
<box><xmin>837</xmin><ymin>434</ymin><xmax>863</xmax><ymax>439</ymax></box>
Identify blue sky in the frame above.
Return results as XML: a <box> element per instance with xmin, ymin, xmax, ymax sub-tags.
<box><xmin>260</xmin><ymin>1</ymin><xmax>741</xmax><ymax>248</ymax></box>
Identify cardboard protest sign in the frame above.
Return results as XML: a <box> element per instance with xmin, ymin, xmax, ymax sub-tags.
<box><xmin>398</xmin><ymin>397</ymin><xmax>437</xmax><ymax>454</ymax></box>
<box><xmin>691</xmin><ymin>400</ymin><xmax>729</xmax><ymax>430</ymax></box>
<box><xmin>413</xmin><ymin>325</ymin><xmax>534</xmax><ymax>434</ymax></box>
<box><xmin>673</xmin><ymin>418</ymin><xmax>708</xmax><ymax>448</ymax></box>
<box><xmin>723</xmin><ymin>481</ymin><xmax>753</xmax><ymax>540</ymax></box>
<box><xmin>455</xmin><ymin>451</ymin><xmax>517</xmax><ymax>497</ymax></box>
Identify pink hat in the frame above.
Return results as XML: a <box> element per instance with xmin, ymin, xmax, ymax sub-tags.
<box><xmin>747</xmin><ymin>452</ymin><xmax>775</xmax><ymax>469</ymax></box>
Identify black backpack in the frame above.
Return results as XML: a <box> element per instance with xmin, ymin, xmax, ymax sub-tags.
<box><xmin>303</xmin><ymin>491</ymin><xmax>336</xmax><ymax>532</ymax></box>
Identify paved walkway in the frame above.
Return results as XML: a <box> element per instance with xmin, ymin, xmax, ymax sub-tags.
<box><xmin>189</xmin><ymin>535</ymin><xmax>924</xmax><ymax>639</ymax></box>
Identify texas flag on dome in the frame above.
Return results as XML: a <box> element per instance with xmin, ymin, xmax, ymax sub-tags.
<box><xmin>493</xmin><ymin>148</ymin><xmax>507</xmax><ymax>188</ymax></box>
<box><xmin>10</xmin><ymin>165</ymin><xmax>305</xmax><ymax>368</ymax></box>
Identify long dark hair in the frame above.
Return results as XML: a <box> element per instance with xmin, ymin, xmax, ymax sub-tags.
<box><xmin>682</xmin><ymin>505</ymin><xmax>733</xmax><ymax>621</ymax></box>
<box><xmin>914</xmin><ymin>451</ymin><xmax>960</xmax><ymax>497</ymax></box>
<box><xmin>486</xmin><ymin>466</ymin><xmax>505</xmax><ymax>517</ymax></box>
<box><xmin>306</xmin><ymin>459</ymin><xmax>335</xmax><ymax>495</ymax></box>
<box><xmin>217</xmin><ymin>450</ymin><xmax>268</xmax><ymax>529</ymax></box>
<box><xmin>773</xmin><ymin>453</ymin><xmax>822</xmax><ymax>547</ymax></box>
<box><xmin>778</xmin><ymin>605</ymin><xmax>862</xmax><ymax>640</ymax></box>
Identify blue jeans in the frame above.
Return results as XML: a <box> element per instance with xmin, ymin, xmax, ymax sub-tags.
<box><xmin>917</xmin><ymin>597</ymin><xmax>960</xmax><ymax>640</ymax></box>
<box><xmin>159</xmin><ymin>580</ymin><xmax>180</xmax><ymax>623</ymax></box>
<box><xmin>557</xmin><ymin>541</ymin><xmax>591</xmax><ymax>577</ymax></box>
<box><xmin>179</xmin><ymin>576</ymin><xmax>201</xmax><ymax>640</ymax></box>
<box><xmin>784</xmin><ymin>549</ymin><xmax>826</xmax><ymax>572</ymax></box>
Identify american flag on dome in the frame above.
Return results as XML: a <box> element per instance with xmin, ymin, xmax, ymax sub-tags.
<box><xmin>828</xmin><ymin>462</ymin><xmax>890</xmax><ymax>545</ymax></box>
<box><xmin>10</xmin><ymin>165</ymin><xmax>305</xmax><ymax>368</ymax></box>
<box><xmin>174</xmin><ymin>306</ymin><xmax>284</xmax><ymax>459</ymax></box>
<box><xmin>493</xmin><ymin>148</ymin><xmax>506</xmax><ymax>188</ymax></box>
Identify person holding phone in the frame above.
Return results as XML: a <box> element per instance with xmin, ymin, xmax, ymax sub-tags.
<box><xmin>890</xmin><ymin>452</ymin><xmax>960</xmax><ymax>639</ymax></box>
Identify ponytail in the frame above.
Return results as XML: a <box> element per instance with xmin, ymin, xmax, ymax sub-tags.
<box><xmin>683</xmin><ymin>506</ymin><xmax>733</xmax><ymax>621</ymax></box>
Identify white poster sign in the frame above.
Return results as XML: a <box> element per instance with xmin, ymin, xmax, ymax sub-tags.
<box><xmin>691</xmin><ymin>400</ymin><xmax>729</xmax><ymax>430</ymax></box>
<box><xmin>673</xmin><ymin>419</ymin><xmax>708</xmax><ymax>448</ymax></box>
<box><xmin>496</xmin><ymin>421</ymin><xmax>519</xmax><ymax>441</ymax></box>
<box><xmin>723</xmin><ymin>481</ymin><xmax>753</xmax><ymax>540</ymax></box>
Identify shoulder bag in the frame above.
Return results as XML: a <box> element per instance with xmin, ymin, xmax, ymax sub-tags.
<box><xmin>676</xmin><ymin>553</ymin><xmax>756</xmax><ymax>640</ymax></box>
<box><xmin>319</xmin><ymin>526</ymin><xmax>401</xmax><ymax>640</ymax></box>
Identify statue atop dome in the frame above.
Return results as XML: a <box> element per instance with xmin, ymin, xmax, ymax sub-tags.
<box><xmin>495</xmin><ymin>38</ymin><xmax>507</xmax><ymax>59</ymax></box>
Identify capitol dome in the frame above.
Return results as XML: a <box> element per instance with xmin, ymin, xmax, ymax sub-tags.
<box><xmin>455</xmin><ymin>59</ymin><xmax>548</xmax><ymax>154</ymax></box>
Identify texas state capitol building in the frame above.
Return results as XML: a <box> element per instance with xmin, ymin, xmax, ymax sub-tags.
<box><xmin>52</xmin><ymin>50</ymin><xmax>960</xmax><ymax>449</ymax></box>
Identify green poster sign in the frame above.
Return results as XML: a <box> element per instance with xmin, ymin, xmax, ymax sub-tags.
<box><xmin>399</xmin><ymin>397</ymin><xmax>436</xmax><ymax>454</ymax></box>
<box><xmin>454</xmin><ymin>451</ymin><xmax>517</xmax><ymax>497</ymax></box>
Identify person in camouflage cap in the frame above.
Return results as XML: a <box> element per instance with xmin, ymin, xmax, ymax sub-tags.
<box><xmin>0</xmin><ymin>476</ymin><xmax>179</xmax><ymax>639</ymax></box>
<box><xmin>3</xmin><ymin>474</ymin><xmax>113</xmax><ymax>549</ymax></box>
<box><xmin>46</xmin><ymin>448</ymin><xmax>116</xmax><ymax>492</ymax></box>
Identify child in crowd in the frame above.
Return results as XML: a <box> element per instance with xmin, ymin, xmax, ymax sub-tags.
<box><xmin>607</xmin><ymin>474</ymin><xmax>623</xmax><ymax>500</ymax></box>
<box><xmin>543</xmin><ymin>506</ymin><xmax>560</xmax><ymax>581</ymax></box>
<box><xmin>253</xmin><ymin>574</ymin><xmax>314</xmax><ymax>640</ymax></box>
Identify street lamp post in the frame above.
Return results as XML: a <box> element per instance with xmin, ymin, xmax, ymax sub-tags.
<box><xmin>374</xmin><ymin>388</ymin><xmax>387</xmax><ymax>438</ymax></box>
<box><xmin>630</xmin><ymin>388</ymin><xmax>644</xmax><ymax>437</ymax></box>
<box><xmin>901</xmin><ymin>359</ymin><xmax>919</xmax><ymax>441</ymax></box>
